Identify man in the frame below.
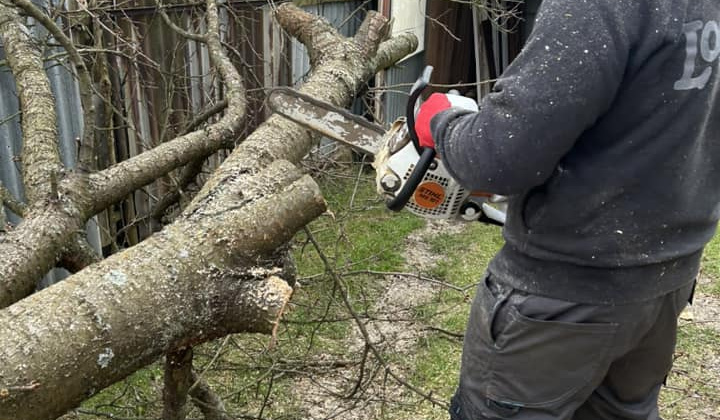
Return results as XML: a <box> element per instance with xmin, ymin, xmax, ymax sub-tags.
<box><xmin>414</xmin><ymin>0</ymin><xmax>720</xmax><ymax>419</ymax></box>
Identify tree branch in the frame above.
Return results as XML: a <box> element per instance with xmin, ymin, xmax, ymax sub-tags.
<box><xmin>0</xmin><ymin>181</ymin><xmax>26</xmax><ymax>216</ymax></box>
<box><xmin>150</xmin><ymin>100</ymin><xmax>230</xmax><ymax>225</ymax></box>
<box><xmin>186</xmin><ymin>3</ymin><xmax>415</xmax><ymax>215</ymax></box>
<box><xmin>303</xmin><ymin>227</ymin><xmax>448</xmax><ymax>409</ymax></box>
<box><xmin>189</xmin><ymin>372</ymin><xmax>233</xmax><ymax>420</ymax></box>
<box><xmin>156</xmin><ymin>0</ymin><xmax>206</xmax><ymax>42</ymax></box>
<box><xmin>0</xmin><ymin>6</ymin><xmax>418</xmax><ymax>419</ymax></box>
<box><xmin>58</xmin><ymin>232</ymin><xmax>102</xmax><ymax>273</ymax></box>
<box><xmin>85</xmin><ymin>0</ymin><xmax>247</xmax><ymax>214</ymax></box>
<box><xmin>163</xmin><ymin>347</ymin><xmax>194</xmax><ymax>420</ymax></box>
<box><xmin>0</xmin><ymin>0</ymin><xmax>248</xmax><ymax>307</ymax></box>
<box><xmin>150</xmin><ymin>158</ymin><xmax>207</xmax><ymax>224</ymax></box>
<box><xmin>354</xmin><ymin>10</ymin><xmax>392</xmax><ymax>57</ymax></box>
<box><xmin>0</xmin><ymin>3</ymin><xmax>61</xmax><ymax>203</ymax></box>
<box><xmin>10</xmin><ymin>0</ymin><xmax>97</xmax><ymax>170</ymax></box>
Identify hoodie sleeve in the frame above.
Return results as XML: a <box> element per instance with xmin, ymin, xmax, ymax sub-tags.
<box><xmin>434</xmin><ymin>0</ymin><xmax>639</xmax><ymax>195</ymax></box>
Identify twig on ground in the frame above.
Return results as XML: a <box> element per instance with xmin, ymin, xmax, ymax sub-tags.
<box><xmin>303</xmin><ymin>226</ymin><xmax>450</xmax><ymax>410</ymax></box>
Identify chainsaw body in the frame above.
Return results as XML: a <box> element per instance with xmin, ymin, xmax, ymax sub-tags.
<box><xmin>375</xmin><ymin>118</ymin><xmax>506</xmax><ymax>223</ymax></box>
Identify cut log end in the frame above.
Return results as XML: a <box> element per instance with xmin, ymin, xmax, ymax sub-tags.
<box><xmin>224</xmin><ymin>275</ymin><xmax>293</xmax><ymax>336</ymax></box>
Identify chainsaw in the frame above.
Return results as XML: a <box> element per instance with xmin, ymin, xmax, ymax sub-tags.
<box><xmin>267</xmin><ymin>66</ymin><xmax>507</xmax><ymax>226</ymax></box>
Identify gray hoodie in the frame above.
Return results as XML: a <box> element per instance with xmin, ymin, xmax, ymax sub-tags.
<box><xmin>433</xmin><ymin>0</ymin><xmax>720</xmax><ymax>304</ymax></box>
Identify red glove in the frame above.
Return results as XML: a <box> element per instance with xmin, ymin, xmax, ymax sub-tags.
<box><xmin>415</xmin><ymin>93</ymin><xmax>452</xmax><ymax>149</ymax></box>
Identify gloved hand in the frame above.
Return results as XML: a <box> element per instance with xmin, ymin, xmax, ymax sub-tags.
<box><xmin>415</xmin><ymin>93</ymin><xmax>478</xmax><ymax>149</ymax></box>
<box><xmin>415</xmin><ymin>93</ymin><xmax>452</xmax><ymax>150</ymax></box>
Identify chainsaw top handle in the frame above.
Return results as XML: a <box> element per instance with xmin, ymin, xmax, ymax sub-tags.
<box><xmin>386</xmin><ymin>65</ymin><xmax>436</xmax><ymax>212</ymax></box>
<box><xmin>406</xmin><ymin>65</ymin><xmax>433</xmax><ymax>153</ymax></box>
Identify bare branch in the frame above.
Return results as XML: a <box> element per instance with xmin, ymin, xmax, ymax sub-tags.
<box><xmin>58</xmin><ymin>233</ymin><xmax>102</xmax><ymax>273</ymax></box>
<box><xmin>373</xmin><ymin>34</ymin><xmax>419</xmax><ymax>72</ymax></box>
<box><xmin>163</xmin><ymin>347</ymin><xmax>194</xmax><ymax>420</ymax></box>
<box><xmin>0</xmin><ymin>2</ymin><xmax>61</xmax><ymax>203</ymax></box>
<box><xmin>0</xmin><ymin>0</ymin><xmax>248</xmax><ymax>307</ymax></box>
<box><xmin>354</xmin><ymin>10</ymin><xmax>392</xmax><ymax>57</ymax></box>
<box><xmin>0</xmin><ymin>160</ymin><xmax>324</xmax><ymax>420</ymax></box>
<box><xmin>0</xmin><ymin>181</ymin><xmax>26</xmax><ymax>216</ymax></box>
<box><xmin>86</xmin><ymin>0</ymin><xmax>247</xmax><ymax>214</ymax></box>
<box><xmin>184</xmin><ymin>99</ymin><xmax>229</xmax><ymax>133</ymax></box>
<box><xmin>465</xmin><ymin>0</ymin><xmax>523</xmax><ymax>30</ymax></box>
<box><xmin>150</xmin><ymin>158</ymin><xmax>207</xmax><ymax>224</ymax></box>
<box><xmin>10</xmin><ymin>0</ymin><xmax>97</xmax><ymax>170</ymax></box>
<box><xmin>302</xmin><ymin>227</ymin><xmax>449</xmax><ymax>409</ymax></box>
<box><xmin>156</xmin><ymin>0</ymin><xmax>206</xmax><ymax>42</ymax></box>
<box><xmin>150</xmin><ymin>99</ymin><xmax>230</xmax><ymax>224</ymax></box>
<box><xmin>189</xmin><ymin>372</ymin><xmax>233</xmax><ymax>420</ymax></box>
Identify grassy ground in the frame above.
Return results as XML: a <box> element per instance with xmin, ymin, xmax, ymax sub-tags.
<box><xmin>66</xmin><ymin>164</ymin><xmax>720</xmax><ymax>420</ymax></box>
<box><xmin>661</xmin><ymin>232</ymin><xmax>720</xmax><ymax>419</ymax></box>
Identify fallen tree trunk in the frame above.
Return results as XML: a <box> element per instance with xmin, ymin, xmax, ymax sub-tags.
<box><xmin>0</xmin><ymin>3</ymin><xmax>417</xmax><ymax>420</ymax></box>
<box><xmin>0</xmin><ymin>160</ymin><xmax>324</xmax><ymax>420</ymax></box>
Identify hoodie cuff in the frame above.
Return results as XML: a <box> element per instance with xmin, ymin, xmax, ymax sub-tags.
<box><xmin>432</xmin><ymin>107</ymin><xmax>474</xmax><ymax>157</ymax></box>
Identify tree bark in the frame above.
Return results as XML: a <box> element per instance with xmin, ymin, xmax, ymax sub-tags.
<box><xmin>163</xmin><ymin>348</ymin><xmax>194</xmax><ymax>420</ymax></box>
<box><xmin>189</xmin><ymin>372</ymin><xmax>233</xmax><ymax>420</ymax></box>
<box><xmin>0</xmin><ymin>3</ymin><xmax>61</xmax><ymax>204</ymax></box>
<box><xmin>0</xmin><ymin>159</ymin><xmax>324</xmax><ymax>420</ymax></box>
<box><xmin>9</xmin><ymin>0</ymin><xmax>96</xmax><ymax>168</ymax></box>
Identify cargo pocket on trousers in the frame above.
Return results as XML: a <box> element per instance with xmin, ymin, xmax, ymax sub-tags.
<box><xmin>457</xmin><ymin>274</ymin><xmax>512</xmax><ymax>410</ymax></box>
<box><xmin>487</xmin><ymin>299</ymin><xmax>619</xmax><ymax>408</ymax></box>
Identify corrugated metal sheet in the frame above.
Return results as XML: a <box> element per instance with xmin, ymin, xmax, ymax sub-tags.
<box><xmin>0</xmin><ymin>44</ymin><xmax>24</xmax><ymax>225</ymax></box>
<box><xmin>382</xmin><ymin>52</ymin><xmax>425</xmax><ymax>123</ymax></box>
<box><xmin>293</xmin><ymin>1</ymin><xmax>366</xmax><ymax>86</ymax></box>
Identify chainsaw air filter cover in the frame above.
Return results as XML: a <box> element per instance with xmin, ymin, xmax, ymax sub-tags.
<box><xmin>373</xmin><ymin>120</ymin><xmax>471</xmax><ymax>221</ymax></box>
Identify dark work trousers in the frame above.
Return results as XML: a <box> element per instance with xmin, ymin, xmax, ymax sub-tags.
<box><xmin>449</xmin><ymin>273</ymin><xmax>696</xmax><ymax>420</ymax></box>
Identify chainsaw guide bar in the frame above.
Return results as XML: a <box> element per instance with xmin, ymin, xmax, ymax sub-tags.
<box><xmin>267</xmin><ymin>87</ymin><xmax>385</xmax><ymax>156</ymax></box>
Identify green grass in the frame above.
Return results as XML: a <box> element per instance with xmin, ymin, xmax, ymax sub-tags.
<box><xmin>702</xmin><ymin>233</ymin><xmax>720</xmax><ymax>296</ymax></box>
<box><xmin>77</xmin><ymin>364</ymin><xmax>164</xmax><ymax>418</ymax></box>
<box><xmin>660</xmin><ymin>324</ymin><xmax>720</xmax><ymax>419</ymax></box>
<box><xmin>294</xmin><ymin>171</ymin><xmax>425</xmax><ymax>276</ymax></box>
<box><xmin>427</xmin><ymin>223</ymin><xmax>504</xmax><ymax>287</ymax></box>
<box><xmin>284</xmin><ymin>170</ymin><xmax>426</xmax><ymax>347</ymax></box>
<box><xmin>396</xmin><ymin>222</ymin><xmax>504</xmax><ymax>417</ymax></box>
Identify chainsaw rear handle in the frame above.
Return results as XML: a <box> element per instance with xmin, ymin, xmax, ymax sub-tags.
<box><xmin>386</xmin><ymin>66</ymin><xmax>436</xmax><ymax>212</ymax></box>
